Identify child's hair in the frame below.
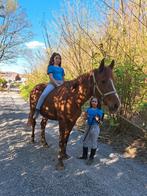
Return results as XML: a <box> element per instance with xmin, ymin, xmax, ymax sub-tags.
<box><xmin>89</xmin><ymin>97</ymin><xmax>101</xmax><ymax>109</ymax></box>
<box><xmin>48</xmin><ymin>52</ymin><xmax>62</xmax><ymax>67</ymax></box>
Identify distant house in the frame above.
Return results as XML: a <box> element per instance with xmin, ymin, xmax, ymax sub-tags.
<box><xmin>0</xmin><ymin>71</ymin><xmax>16</xmax><ymax>81</ymax></box>
<box><xmin>15</xmin><ymin>74</ymin><xmax>21</xmax><ymax>81</ymax></box>
<box><xmin>0</xmin><ymin>71</ymin><xmax>27</xmax><ymax>83</ymax></box>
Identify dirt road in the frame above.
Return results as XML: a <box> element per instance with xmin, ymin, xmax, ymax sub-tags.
<box><xmin>0</xmin><ymin>92</ymin><xmax>146</xmax><ymax>196</ymax></box>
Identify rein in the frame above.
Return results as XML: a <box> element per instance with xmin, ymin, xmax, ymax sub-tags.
<box><xmin>92</xmin><ymin>72</ymin><xmax>117</xmax><ymax>101</ymax></box>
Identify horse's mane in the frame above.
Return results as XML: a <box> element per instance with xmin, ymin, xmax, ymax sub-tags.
<box><xmin>64</xmin><ymin>70</ymin><xmax>94</xmax><ymax>90</ymax></box>
<box><xmin>73</xmin><ymin>71</ymin><xmax>91</xmax><ymax>81</ymax></box>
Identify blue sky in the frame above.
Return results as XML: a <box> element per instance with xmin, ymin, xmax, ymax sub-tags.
<box><xmin>19</xmin><ymin>0</ymin><xmax>63</xmax><ymax>42</ymax></box>
<box><xmin>0</xmin><ymin>0</ymin><xmax>66</xmax><ymax>73</ymax></box>
<box><xmin>0</xmin><ymin>0</ymin><xmax>102</xmax><ymax>74</ymax></box>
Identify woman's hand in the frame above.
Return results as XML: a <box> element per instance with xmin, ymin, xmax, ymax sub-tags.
<box><xmin>55</xmin><ymin>83</ymin><xmax>60</xmax><ymax>87</ymax></box>
<box><xmin>49</xmin><ymin>73</ymin><xmax>60</xmax><ymax>87</ymax></box>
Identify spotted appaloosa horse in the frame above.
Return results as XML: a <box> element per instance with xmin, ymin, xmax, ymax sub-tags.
<box><xmin>28</xmin><ymin>59</ymin><xmax>121</xmax><ymax>170</ymax></box>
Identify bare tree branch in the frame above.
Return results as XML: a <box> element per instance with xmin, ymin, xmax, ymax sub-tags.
<box><xmin>0</xmin><ymin>2</ymin><xmax>31</xmax><ymax>63</ymax></box>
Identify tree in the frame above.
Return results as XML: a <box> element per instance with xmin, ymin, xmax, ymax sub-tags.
<box><xmin>0</xmin><ymin>0</ymin><xmax>31</xmax><ymax>63</ymax></box>
<box><xmin>54</xmin><ymin>1</ymin><xmax>102</xmax><ymax>78</ymax></box>
<box><xmin>20</xmin><ymin>0</ymin><xmax>146</xmax><ymax>118</ymax></box>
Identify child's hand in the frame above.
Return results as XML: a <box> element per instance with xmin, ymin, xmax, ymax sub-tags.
<box><xmin>95</xmin><ymin>116</ymin><xmax>100</xmax><ymax>122</ymax></box>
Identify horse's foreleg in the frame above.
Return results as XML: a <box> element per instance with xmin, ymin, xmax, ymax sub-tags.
<box><xmin>56</xmin><ymin>120</ymin><xmax>67</xmax><ymax>170</ymax></box>
<box><xmin>31</xmin><ymin>118</ymin><xmax>36</xmax><ymax>143</ymax></box>
<box><xmin>62</xmin><ymin>130</ymin><xmax>72</xmax><ymax>160</ymax></box>
<box><xmin>63</xmin><ymin>122</ymin><xmax>75</xmax><ymax>159</ymax></box>
<box><xmin>56</xmin><ymin>122</ymin><xmax>75</xmax><ymax>170</ymax></box>
<box><xmin>40</xmin><ymin>117</ymin><xmax>49</xmax><ymax>147</ymax></box>
<box><xmin>56</xmin><ymin>131</ymin><xmax>65</xmax><ymax>170</ymax></box>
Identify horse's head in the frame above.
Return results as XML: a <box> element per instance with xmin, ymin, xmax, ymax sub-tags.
<box><xmin>93</xmin><ymin>58</ymin><xmax>121</xmax><ymax>113</ymax></box>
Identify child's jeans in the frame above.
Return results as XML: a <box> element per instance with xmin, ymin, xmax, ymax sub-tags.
<box><xmin>83</xmin><ymin>124</ymin><xmax>100</xmax><ymax>149</ymax></box>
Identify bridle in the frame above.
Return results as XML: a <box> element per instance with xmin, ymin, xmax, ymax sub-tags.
<box><xmin>92</xmin><ymin>72</ymin><xmax>117</xmax><ymax>101</ymax></box>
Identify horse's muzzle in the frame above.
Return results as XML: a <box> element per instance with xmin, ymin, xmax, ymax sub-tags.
<box><xmin>109</xmin><ymin>103</ymin><xmax>120</xmax><ymax>113</ymax></box>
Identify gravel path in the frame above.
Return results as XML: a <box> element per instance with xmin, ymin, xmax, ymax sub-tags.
<box><xmin>0</xmin><ymin>91</ymin><xmax>147</xmax><ymax>196</ymax></box>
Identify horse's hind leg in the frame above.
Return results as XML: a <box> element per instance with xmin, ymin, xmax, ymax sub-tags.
<box><xmin>40</xmin><ymin>117</ymin><xmax>49</xmax><ymax>147</ymax></box>
<box><xmin>31</xmin><ymin>118</ymin><xmax>36</xmax><ymax>143</ymax></box>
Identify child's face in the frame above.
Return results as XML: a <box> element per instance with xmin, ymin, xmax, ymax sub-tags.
<box><xmin>91</xmin><ymin>99</ymin><xmax>98</xmax><ymax>108</ymax></box>
<box><xmin>54</xmin><ymin>55</ymin><xmax>61</xmax><ymax>65</ymax></box>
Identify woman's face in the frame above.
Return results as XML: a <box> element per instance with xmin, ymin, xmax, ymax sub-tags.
<box><xmin>54</xmin><ymin>55</ymin><xmax>61</xmax><ymax>65</ymax></box>
<box><xmin>91</xmin><ymin>98</ymin><xmax>98</xmax><ymax>108</ymax></box>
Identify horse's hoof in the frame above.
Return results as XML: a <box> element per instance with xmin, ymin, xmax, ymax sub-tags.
<box><xmin>63</xmin><ymin>154</ymin><xmax>70</xmax><ymax>160</ymax></box>
<box><xmin>43</xmin><ymin>143</ymin><xmax>49</xmax><ymax>148</ymax></box>
<box><xmin>42</xmin><ymin>142</ymin><xmax>51</xmax><ymax>148</ymax></box>
<box><xmin>30</xmin><ymin>139</ymin><xmax>35</xmax><ymax>143</ymax></box>
<box><xmin>55</xmin><ymin>162</ymin><xmax>65</xmax><ymax>170</ymax></box>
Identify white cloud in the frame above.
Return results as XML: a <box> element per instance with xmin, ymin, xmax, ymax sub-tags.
<box><xmin>25</xmin><ymin>41</ymin><xmax>45</xmax><ymax>49</ymax></box>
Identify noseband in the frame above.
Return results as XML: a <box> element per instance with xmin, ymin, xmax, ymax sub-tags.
<box><xmin>92</xmin><ymin>72</ymin><xmax>117</xmax><ymax>101</ymax></box>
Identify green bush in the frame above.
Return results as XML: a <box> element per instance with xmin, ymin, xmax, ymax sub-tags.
<box><xmin>0</xmin><ymin>78</ymin><xmax>7</xmax><ymax>85</ymax></box>
<box><xmin>115</xmin><ymin>62</ymin><xmax>146</xmax><ymax>117</ymax></box>
<box><xmin>19</xmin><ymin>83</ymin><xmax>35</xmax><ymax>101</ymax></box>
<box><xmin>19</xmin><ymin>69</ymin><xmax>49</xmax><ymax>100</ymax></box>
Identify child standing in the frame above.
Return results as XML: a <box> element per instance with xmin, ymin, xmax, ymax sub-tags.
<box><xmin>33</xmin><ymin>52</ymin><xmax>65</xmax><ymax>119</ymax></box>
<box><xmin>78</xmin><ymin>97</ymin><xmax>104</xmax><ymax>165</ymax></box>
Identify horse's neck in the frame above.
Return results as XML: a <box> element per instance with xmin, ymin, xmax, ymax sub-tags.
<box><xmin>75</xmin><ymin>70</ymin><xmax>95</xmax><ymax>107</ymax></box>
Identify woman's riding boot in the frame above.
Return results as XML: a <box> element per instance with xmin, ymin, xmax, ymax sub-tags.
<box><xmin>78</xmin><ymin>147</ymin><xmax>88</xmax><ymax>160</ymax></box>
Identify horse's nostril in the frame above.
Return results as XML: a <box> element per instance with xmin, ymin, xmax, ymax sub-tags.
<box><xmin>109</xmin><ymin>104</ymin><xmax>118</xmax><ymax>112</ymax></box>
<box><xmin>114</xmin><ymin>103</ymin><xmax>118</xmax><ymax>109</ymax></box>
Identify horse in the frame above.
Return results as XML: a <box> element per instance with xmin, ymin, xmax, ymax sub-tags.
<box><xmin>27</xmin><ymin>58</ymin><xmax>121</xmax><ymax>170</ymax></box>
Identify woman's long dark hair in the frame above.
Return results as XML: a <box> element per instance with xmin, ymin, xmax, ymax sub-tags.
<box><xmin>48</xmin><ymin>52</ymin><xmax>62</xmax><ymax>67</ymax></box>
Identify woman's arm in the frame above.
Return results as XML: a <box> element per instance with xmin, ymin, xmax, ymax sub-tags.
<box><xmin>48</xmin><ymin>73</ymin><xmax>60</xmax><ymax>87</ymax></box>
<box><xmin>62</xmin><ymin>76</ymin><xmax>65</xmax><ymax>82</ymax></box>
<box><xmin>62</xmin><ymin>68</ymin><xmax>65</xmax><ymax>82</ymax></box>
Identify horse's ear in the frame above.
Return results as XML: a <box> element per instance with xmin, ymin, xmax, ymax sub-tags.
<box><xmin>99</xmin><ymin>58</ymin><xmax>105</xmax><ymax>73</ymax></box>
<box><xmin>109</xmin><ymin>60</ymin><xmax>115</xmax><ymax>69</ymax></box>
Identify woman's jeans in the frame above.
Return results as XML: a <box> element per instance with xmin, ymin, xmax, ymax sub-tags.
<box><xmin>36</xmin><ymin>81</ymin><xmax>63</xmax><ymax>110</ymax></box>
